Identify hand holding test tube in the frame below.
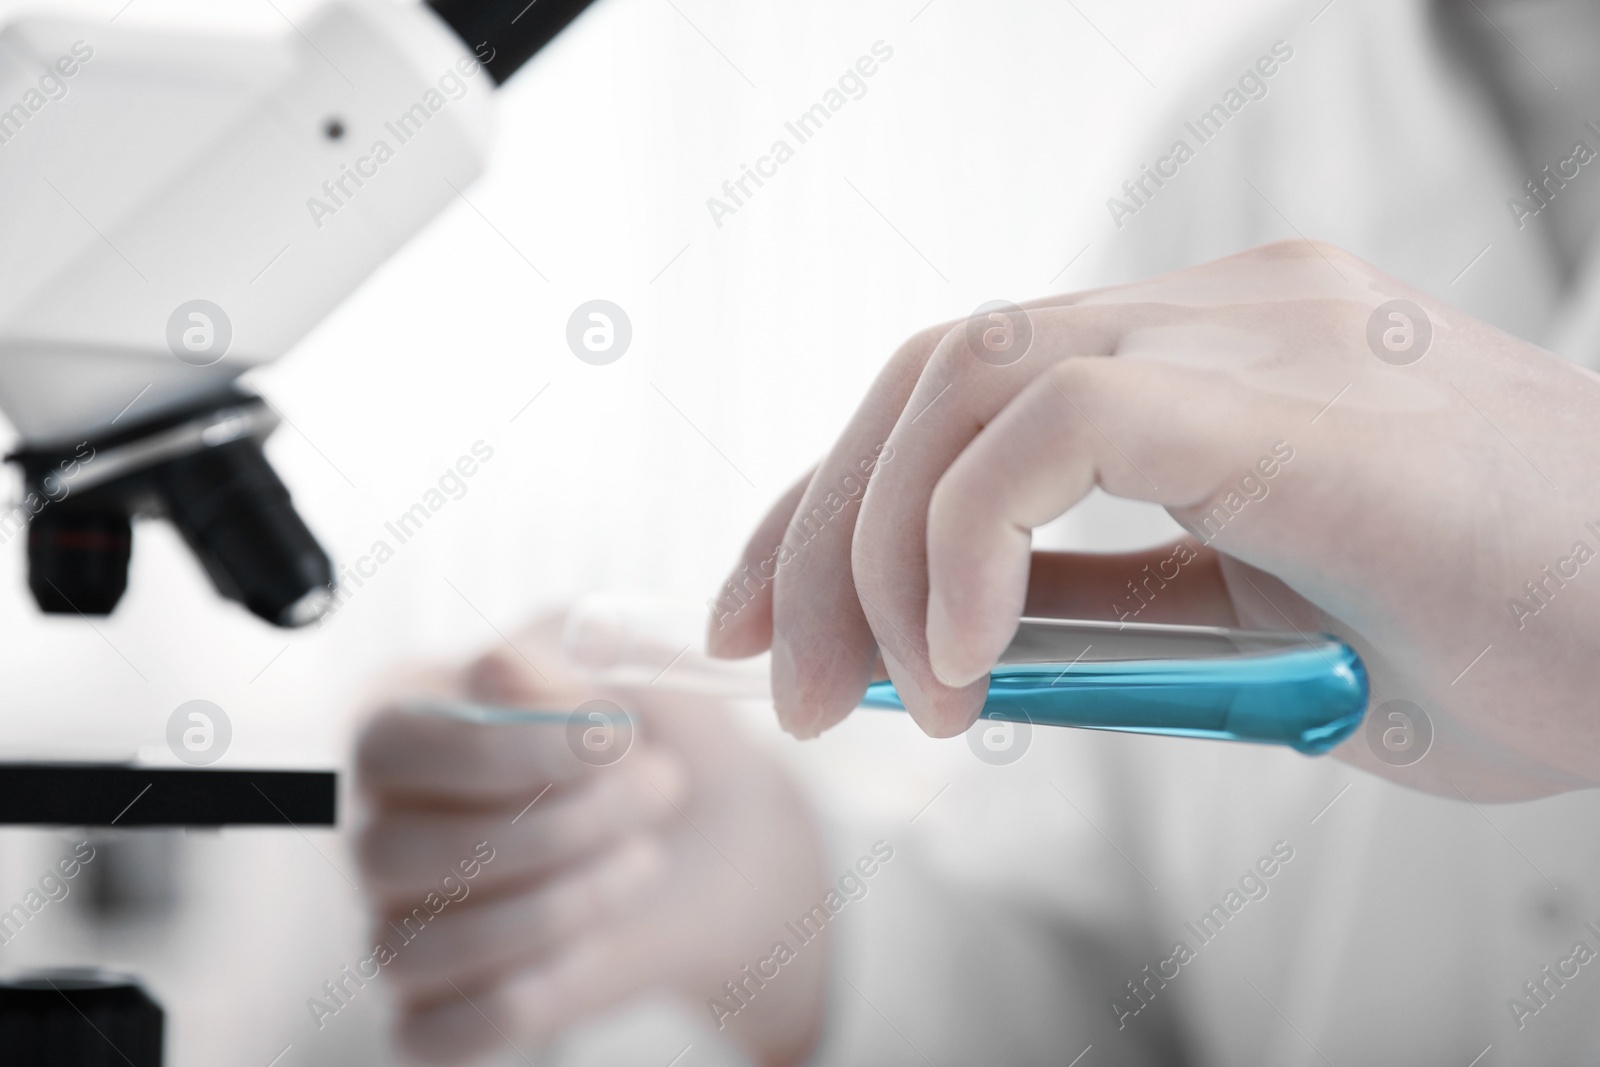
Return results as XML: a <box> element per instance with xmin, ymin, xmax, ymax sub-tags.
<box><xmin>706</xmin><ymin>243</ymin><xmax>1600</xmax><ymax>800</ymax></box>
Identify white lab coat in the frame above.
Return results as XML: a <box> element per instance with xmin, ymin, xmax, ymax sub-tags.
<box><xmin>807</xmin><ymin>2</ymin><xmax>1600</xmax><ymax>1064</ymax></box>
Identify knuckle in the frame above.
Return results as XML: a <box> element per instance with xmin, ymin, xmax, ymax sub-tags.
<box><xmin>1045</xmin><ymin>357</ymin><xmax>1127</xmax><ymax>432</ymax></box>
<box><xmin>880</xmin><ymin>321</ymin><xmax>959</xmax><ymax>392</ymax></box>
<box><xmin>900</xmin><ymin>320</ymin><xmax>958</xmax><ymax>360</ymax></box>
<box><xmin>1300</xmin><ymin>237</ymin><xmax>1352</xmax><ymax>262</ymax></box>
<box><xmin>1047</xmin><ymin>354</ymin><xmax>1107</xmax><ymax>397</ymax></box>
<box><xmin>921</xmin><ymin>323</ymin><xmax>972</xmax><ymax>379</ymax></box>
<box><xmin>1249</xmin><ymin>236</ymin><xmax>1355</xmax><ymax>270</ymax></box>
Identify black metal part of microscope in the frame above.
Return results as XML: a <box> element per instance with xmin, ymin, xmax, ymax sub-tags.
<box><xmin>427</xmin><ymin>0</ymin><xmax>601</xmax><ymax>83</ymax></box>
<box><xmin>8</xmin><ymin>388</ymin><xmax>335</xmax><ymax>628</ymax></box>
<box><xmin>0</xmin><ymin>970</ymin><xmax>163</xmax><ymax>1067</ymax></box>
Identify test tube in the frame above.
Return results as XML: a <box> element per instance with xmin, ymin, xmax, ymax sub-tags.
<box><xmin>561</xmin><ymin>599</ymin><xmax>1368</xmax><ymax>756</ymax></box>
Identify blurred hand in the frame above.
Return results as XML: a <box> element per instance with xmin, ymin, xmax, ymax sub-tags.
<box><xmin>708</xmin><ymin>240</ymin><xmax>1600</xmax><ymax>800</ymax></box>
<box><xmin>355</xmin><ymin>615</ymin><xmax>829</xmax><ymax>1065</ymax></box>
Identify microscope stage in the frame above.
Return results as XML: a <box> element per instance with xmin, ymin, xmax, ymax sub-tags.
<box><xmin>0</xmin><ymin>764</ymin><xmax>335</xmax><ymax>827</ymax></box>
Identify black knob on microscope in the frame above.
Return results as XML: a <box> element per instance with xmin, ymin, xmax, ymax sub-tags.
<box><xmin>0</xmin><ymin>970</ymin><xmax>163</xmax><ymax>1066</ymax></box>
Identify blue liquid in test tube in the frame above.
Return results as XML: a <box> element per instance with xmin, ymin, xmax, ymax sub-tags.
<box><xmin>860</xmin><ymin>618</ymin><xmax>1368</xmax><ymax>755</ymax></box>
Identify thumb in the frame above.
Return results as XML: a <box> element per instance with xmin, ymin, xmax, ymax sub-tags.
<box><xmin>1024</xmin><ymin>543</ymin><xmax>1240</xmax><ymax>627</ymax></box>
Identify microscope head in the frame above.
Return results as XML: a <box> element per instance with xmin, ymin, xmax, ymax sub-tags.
<box><xmin>0</xmin><ymin>0</ymin><xmax>498</xmax><ymax>626</ymax></box>
<box><xmin>0</xmin><ymin>0</ymin><xmax>596</xmax><ymax>626</ymax></box>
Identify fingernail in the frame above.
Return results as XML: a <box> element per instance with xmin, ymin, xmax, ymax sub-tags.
<box><xmin>929</xmin><ymin>653</ymin><xmax>984</xmax><ymax>690</ymax></box>
<box><xmin>926</xmin><ymin>598</ymin><xmax>984</xmax><ymax>689</ymax></box>
<box><xmin>770</xmin><ymin>635</ymin><xmax>820</xmax><ymax>738</ymax></box>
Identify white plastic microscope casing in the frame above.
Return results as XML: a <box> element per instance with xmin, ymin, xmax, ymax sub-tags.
<box><xmin>0</xmin><ymin>0</ymin><xmax>492</xmax><ymax>448</ymax></box>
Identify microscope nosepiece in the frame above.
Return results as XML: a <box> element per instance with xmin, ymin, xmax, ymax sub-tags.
<box><xmin>11</xmin><ymin>393</ymin><xmax>335</xmax><ymax>628</ymax></box>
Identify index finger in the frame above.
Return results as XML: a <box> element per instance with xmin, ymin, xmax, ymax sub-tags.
<box><xmin>852</xmin><ymin>301</ymin><xmax>1132</xmax><ymax>735</ymax></box>
<box><xmin>765</xmin><ymin>322</ymin><xmax>952</xmax><ymax>738</ymax></box>
<box><xmin>766</xmin><ymin>296</ymin><xmax>1113</xmax><ymax>738</ymax></box>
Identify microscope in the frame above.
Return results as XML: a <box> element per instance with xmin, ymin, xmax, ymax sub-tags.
<box><xmin>0</xmin><ymin>0</ymin><xmax>597</xmax><ymax>1060</ymax></box>
<box><xmin>0</xmin><ymin>0</ymin><xmax>593</xmax><ymax>626</ymax></box>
